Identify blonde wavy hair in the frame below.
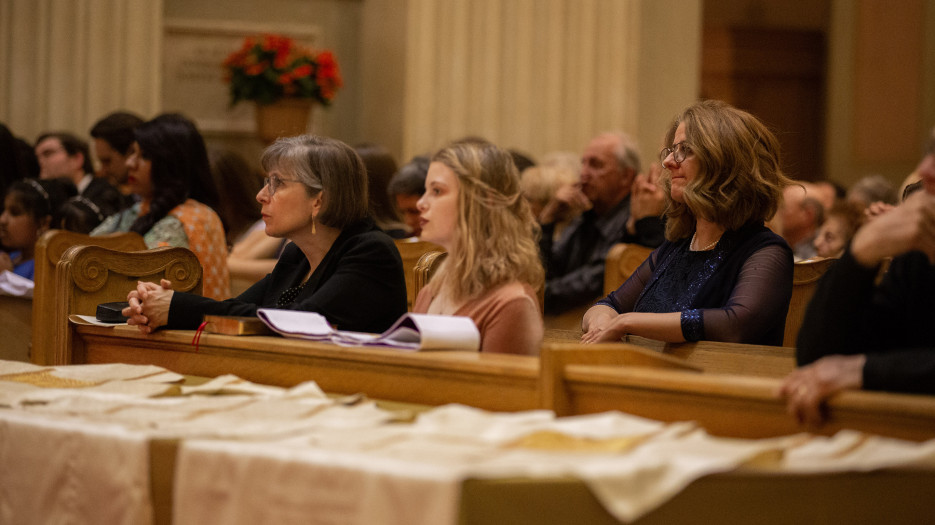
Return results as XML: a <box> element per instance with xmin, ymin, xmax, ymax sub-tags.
<box><xmin>662</xmin><ymin>100</ymin><xmax>791</xmax><ymax>240</ymax></box>
<box><xmin>430</xmin><ymin>139</ymin><xmax>544</xmax><ymax>302</ymax></box>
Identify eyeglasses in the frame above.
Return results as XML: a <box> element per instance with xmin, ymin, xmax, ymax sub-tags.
<box><xmin>660</xmin><ymin>141</ymin><xmax>692</xmax><ymax>164</ymax></box>
<box><xmin>262</xmin><ymin>173</ymin><xmax>300</xmax><ymax>196</ymax></box>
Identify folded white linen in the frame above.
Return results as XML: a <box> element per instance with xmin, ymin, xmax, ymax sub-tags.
<box><xmin>0</xmin><ymin>411</ymin><xmax>152</xmax><ymax>525</ymax></box>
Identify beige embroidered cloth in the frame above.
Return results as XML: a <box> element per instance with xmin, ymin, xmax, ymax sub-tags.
<box><xmin>4</xmin><ymin>360</ymin><xmax>935</xmax><ymax>525</ymax></box>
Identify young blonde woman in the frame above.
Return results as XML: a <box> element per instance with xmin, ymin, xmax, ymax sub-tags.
<box><xmin>414</xmin><ymin>139</ymin><xmax>544</xmax><ymax>355</ymax></box>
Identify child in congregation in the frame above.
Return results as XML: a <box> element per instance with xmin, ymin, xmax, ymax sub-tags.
<box><xmin>56</xmin><ymin>196</ymin><xmax>106</xmax><ymax>234</ymax></box>
<box><xmin>413</xmin><ymin>138</ymin><xmax>544</xmax><ymax>355</ymax></box>
<box><xmin>0</xmin><ymin>178</ymin><xmax>74</xmax><ymax>280</ymax></box>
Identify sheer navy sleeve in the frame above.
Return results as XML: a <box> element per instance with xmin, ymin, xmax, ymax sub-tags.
<box><xmin>597</xmin><ymin>243</ymin><xmax>792</xmax><ymax>344</ymax></box>
<box><xmin>596</xmin><ymin>250</ymin><xmax>657</xmax><ymax>313</ymax></box>
<box><xmin>697</xmin><ymin>244</ymin><xmax>791</xmax><ymax>343</ymax></box>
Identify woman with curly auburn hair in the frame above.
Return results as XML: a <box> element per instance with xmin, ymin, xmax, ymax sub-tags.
<box><xmin>582</xmin><ymin>100</ymin><xmax>794</xmax><ymax>346</ymax></box>
<box><xmin>414</xmin><ymin>138</ymin><xmax>544</xmax><ymax>355</ymax></box>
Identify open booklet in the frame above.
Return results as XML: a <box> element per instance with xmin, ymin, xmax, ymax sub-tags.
<box><xmin>255</xmin><ymin>309</ymin><xmax>481</xmax><ymax>352</ymax></box>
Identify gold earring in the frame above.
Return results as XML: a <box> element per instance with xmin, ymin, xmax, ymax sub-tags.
<box><xmin>312</xmin><ymin>218</ymin><xmax>316</xmax><ymax>235</ymax></box>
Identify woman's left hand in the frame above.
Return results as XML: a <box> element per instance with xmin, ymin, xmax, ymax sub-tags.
<box><xmin>778</xmin><ymin>354</ymin><xmax>867</xmax><ymax>427</ymax></box>
<box><xmin>123</xmin><ymin>279</ymin><xmax>174</xmax><ymax>334</ymax></box>
<box><xmin>581</xmin><ymin>313</ymin><xmax>629</xmax><ymax>344</ymax></box>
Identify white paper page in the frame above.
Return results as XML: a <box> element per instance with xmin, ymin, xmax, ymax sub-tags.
<box><xmin>403</xmin><ymin>314</ymin><xmax>479</xmax><ymax>351</ymax></box>
<box><xmin>73</xmin><ymin>315</ymin><xmax>127</xmax><ymax>327</ymax></box>
<box><xmin>333</xmin><ymin>314</ymin><xmax>479</xmax><ymax>351</ymax></box>
<box><xmin>256</xmin><ymin>308</ymin><xmax>334</xmax><ymax>340</ymax></box>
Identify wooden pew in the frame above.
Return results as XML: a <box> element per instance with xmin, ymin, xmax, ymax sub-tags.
<box><xmin>539</xmin><ymin>341</ymin><xmax>935</xmax><ymax>442</ymax></box>
<box><xmin>55</xmin><ymin>246</ymin><xmax>935</xmax><ymax>442</ymax></box>
<box><xmin>544</xmin><ymin>332</ymin><xmax>797</xmax><ymax>378</ymax></box>
<box><xmin>52</xmin><ymin>244</ymin><xmax>202</xmax><ymax>366</ymax></box>
<box><xmin>393</xmin><ymin>239</ymin><xmax>441</xmax><ymax>310</ymax></box>
<box><xmin>784</xmin><ymin>256</ymin><xmax>835</xmax><ymax>346</ymax></box>
<box><xmin>0</xmin><ymin>295</ymin><xmax>32</xmax><ymax>362</ymax></box>
<box><xmin>32</xmin><ymin>229</ymin><xmax>146</xmax><ymax>365</ymax></box>
<box><xmin>70</xmin><ymin>324</ymin><xmax>539</xmax><ymax>412</ymax></box>
<box><xmin>602</xmin><ymin>242</ymin><xmax>653</xmax><ymax>295</ymax></box>
<box><xmin>542</xmin><ymin>242</ymin><xmax>652</xmax><ymax>332</ymax></box>
<box><xmin>412</xmin><ymin>250</ymin><xmax>446</xmax><ymax>301</ymax></box>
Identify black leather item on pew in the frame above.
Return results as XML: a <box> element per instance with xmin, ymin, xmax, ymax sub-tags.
<box><xmin>96</xmin><ymin>301</ymin><xmax>130</xmax><ymax>323</ymax></box>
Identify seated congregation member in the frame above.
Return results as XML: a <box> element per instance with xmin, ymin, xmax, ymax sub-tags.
<box><xmin>812</xmin><ymin>201</ymin><xmax>863</xmax><ymax>259</ymax></box>
<box><xmin>413</xmin><ymin>139</ymin><xmax>544</xmax><ymax>355</ymax></box>
<box><xmin>208</xmin><ymin>148</ymin><xmax>263</xmax><ymax>247</ymax></box>
<box><xmin>540</xmin><ymin>131</ymin><xmax>666</xmax><ymax>315</ymax></box>
<box><xmin>582</xmin><ymin>100</ymin><xmax>793</xmax><ymax>346</ymax></box>
<box><xmin>123</xmin><ymin>135</ymin><xmax>408</xmax><ymax>334</ymax></box>
<box><xmin>355</xmin><ymin>142</ymin><xmax>408</xmax><ymax>239</ymax></box>
<box><xmin>91</xmin><ymin>113</ymin><xmax>230</xmax><ymax>300</ymax></box>
<box><xmin>0</xmin><ymin>178</ymin><xmax>74</xmax><ymax>280</ymax></box>
<box><xmin>780</xmin><ymin>129</ymin><xmax>935</xmax><ymax>425</ymax></box>
<box><xmin>34</xmin><ymin>131</ymin><xmax>124</xmax><ymax>218</ymax></box>
<box><xmin>387</xmin><ymin>155</ymin><xmax>430</xmax><ymax>237</ymax></box>
<box><xmin>56</xmin><ymin>196</ymin><xmax>106</xmax><ymax>234</ymax></box>
<box><xmin>520</xmin><ymin>152</ymin><xmax>584</xmax><ymax>242</ymax></box>
<box><xmin>89</xmin><ymin>111</ymin><xmax>144</xmax><ymax>205</ymax></box>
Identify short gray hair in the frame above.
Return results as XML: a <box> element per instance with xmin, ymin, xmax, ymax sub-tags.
<box><xmin>260</xmin><ymin>135</ymin><xmax>369</xmax><ymax>229</ymax></box>
<box><xmin>606</xmin><ymin>131</ymin><xmax>641</xmax><ymax>174</ymax></box>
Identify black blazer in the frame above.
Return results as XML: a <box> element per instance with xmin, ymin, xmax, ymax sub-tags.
<box><xmin>168</xmin><ymin>219</ymin><xmax>408</xmax><ymax>333</ymax></box>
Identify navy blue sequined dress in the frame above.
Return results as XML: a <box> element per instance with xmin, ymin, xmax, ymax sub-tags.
<box><xmin>596</xmin><ymin>222</ymin><xmax>793</xmax><ymax>345</ymax></box>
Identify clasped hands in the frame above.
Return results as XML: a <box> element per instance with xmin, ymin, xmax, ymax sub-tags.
<box><xmin>122</xmin><ymin>279</ymin><xmax>174</xmax><ymax>334</ymax></box>
<box><xmin>581</xmin><ymin>308</ymin><xmax>629</xmax><ymax>344</ymax></box>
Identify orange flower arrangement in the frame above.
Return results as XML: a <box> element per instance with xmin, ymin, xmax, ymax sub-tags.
<box><xmin>223</xmin><ymin>34</ymin><xmax>342</xmax><ymax>106</ymax></box>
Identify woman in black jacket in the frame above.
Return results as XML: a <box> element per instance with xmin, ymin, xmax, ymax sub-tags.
<box><xmin>123</xmin><ymin>135</ymin><xmax>407</xmax><ymax>334</ymax></box>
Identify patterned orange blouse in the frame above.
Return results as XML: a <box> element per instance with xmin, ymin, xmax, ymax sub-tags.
<box><xmin>170</xmin><ymin>199</ymin><xmax>231</xmax><ymax>300</ymax></box>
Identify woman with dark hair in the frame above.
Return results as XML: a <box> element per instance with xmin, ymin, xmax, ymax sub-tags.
<box><xmin>91</xmin><ymin>113</ymin><xmax>230</xmax><ymax>299</ymax></box>
<box><xmin>123</xmin><ymin>135</ymin><xmax>407</xmax><ymax>334</ymax></box>
<box><xmin>354</xmin><ymin>142</ymin><xmax>408</xmax><ymax>238</ymax></box>
<box><xmin>582</xmin><ymin>100</ymin><xmax>794</xmax><ymax>346</ymax></box>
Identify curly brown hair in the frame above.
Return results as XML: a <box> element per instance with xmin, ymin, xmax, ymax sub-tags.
<box><xmin>662</xmin><ymin>100</ymin><xmax>791</xmax><ymax>240</ymax></box>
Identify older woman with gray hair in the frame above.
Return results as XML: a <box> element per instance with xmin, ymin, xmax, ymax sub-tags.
<box><xmin>123</xmin><ymin>135</ymin><xmax>407</xmax><ymax>334</ymax></box>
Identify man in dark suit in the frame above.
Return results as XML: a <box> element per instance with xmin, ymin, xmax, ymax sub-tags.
<box><xmin>35</xmin><ymin>131</ymin><xmax>125</xmax><ymax>218</ymax></box>
<box><xmin>538</xmin><ymin>131</ymin><xmax>666</xmax><ymax>315</ymax></box>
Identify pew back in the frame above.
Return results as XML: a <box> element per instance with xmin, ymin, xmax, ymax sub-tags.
<box><xmin>393</xmin><ymin>239</ymin><xmax>442</xmax><ymax>310</ymax></box>
<box><xmin>0</xmin><ymin>295</ymin><xmax>32</xmax><ymax>362</ymax></box>
<box><xmin>51</xmin><ymin>244</ymin><xmax>203</xmax><ymax>365</ymax></box>
<box><xmin>32</xmin><ymin>230</ymin><xmax>147</xmax><ymax>364</ymax></box>
<box><xmin>784</xmin><ymin>257</ymin><xmax>835</xmax><ymax>346</ymax></box>
<box><xmin>603</xmin><ymin>242</ymin><xmax>653</xmax><ymax>295</ymax></box>
<box><xmin>412</xmin><ymin>251</ymin><xmax>447</xmax><ymax>304</ymax></box>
